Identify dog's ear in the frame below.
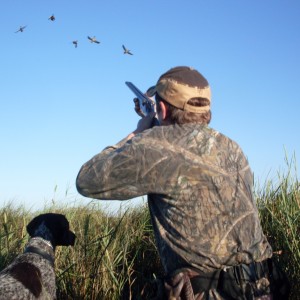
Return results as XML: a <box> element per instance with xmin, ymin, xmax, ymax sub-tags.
<box><xmin>27</xmin><ymin>214</ymin><xmax>44</xmax><ymax>237</ymax></box>
<box><xmin>52</xmin><ymin>214</ymin><xmax>76</xmax><ymax>246</ymax></box>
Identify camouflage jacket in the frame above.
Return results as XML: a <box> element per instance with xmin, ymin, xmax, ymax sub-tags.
<box><xmin>76</xmin><ymin>123</ymin><xmax>273</xmax><ymax>274</ymax></box>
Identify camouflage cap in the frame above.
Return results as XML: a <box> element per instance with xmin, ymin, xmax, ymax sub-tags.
<box><xmin>155</xmin><ymin>66</ymin><xmax>211</xmax><ymax>113</ymax></box>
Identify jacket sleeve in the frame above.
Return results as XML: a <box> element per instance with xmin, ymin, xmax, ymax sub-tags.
<box><xmin>76</xmin><ymin>132</ymin><xmax>170</xmax><ymax>200</ymax></box>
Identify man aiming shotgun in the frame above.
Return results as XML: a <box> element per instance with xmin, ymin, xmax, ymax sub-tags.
<box><xmin>76</xmin><ymin>66</ymin><xmax>290</xmax><ymax>299</ymax></box>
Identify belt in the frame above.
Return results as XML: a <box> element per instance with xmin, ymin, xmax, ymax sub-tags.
<box><xmin>189</xmin><ymin>259</ymin><xmax>271</xmax><ymax>295</ymax></box>
<box><xmin>232</xmin><ymin>259</ymin><xmax>271</xmax><ymax>284</ymax></box>
<box><xmin>190</xmin><ymin>269</ymin><xmax>220</xmax><ymax>293</ymax></box>
<box><xmin>166</xmin><ymin>258</ymin><xmax>289</xmax><ymax>299</ymax></box>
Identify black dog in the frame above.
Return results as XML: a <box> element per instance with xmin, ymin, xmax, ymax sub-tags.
<box><xmin>0</xmin><ymin>213</ymin><xmax>76</xmax><ymax>299</ymax></box>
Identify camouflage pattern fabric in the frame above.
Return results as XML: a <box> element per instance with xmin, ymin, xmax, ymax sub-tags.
<box><xmin>76</xmin><ymin>123</ymin><xmax>273</xmax><ymax>276</ymax></box>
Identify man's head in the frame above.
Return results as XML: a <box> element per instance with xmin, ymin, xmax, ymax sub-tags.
<box><xmin>154</xmin><ymin>66</ymin><xmax>212</xmax><ymax>125</ymax></box>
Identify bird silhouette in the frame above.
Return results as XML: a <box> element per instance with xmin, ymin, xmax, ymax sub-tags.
<box><xmin>87</xmin><ymin>36</ymin><xmax>100</xmax><ymax>44</ymax></box>
<box><xmin>15</xmin><ymin>25</ymin><xmax>27</xmax><ymax>33</ymax></box>
<box><xmin>48</xmin><ymin>14</ymin><xmax>55</xmax><ymax>21</ymax></box>
<box><xmin>72</xmin><ymin>40</ymin><xmax>78</xmax><ymax>48</ymax></box>
<box><xmin>122</xmin><ymin>45</ymin><xmax>133</xmax><ymax>55</ymax></box>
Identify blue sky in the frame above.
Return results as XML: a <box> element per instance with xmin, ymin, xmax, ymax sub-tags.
<box><xmin>1</xmin><ymin>0</ymin><xmax>299</xmax><ymax>212</ymax></box>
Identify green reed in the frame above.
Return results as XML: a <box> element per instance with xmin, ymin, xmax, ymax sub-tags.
<box><xmin>256</xmin><ymin>152</ymin><xmax>299</xmax><ymax>299</ymax></box>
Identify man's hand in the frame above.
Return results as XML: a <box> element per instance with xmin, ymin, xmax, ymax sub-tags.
<box><xmin>135</xmin><ymin>112</ymin><xmax>157</xmax><ymax>133</ymax></box>
<box><xmin>126</xmin><ymin>112</ymin><xmax>157</xmax><ymax>141</ymax></box>
<box><xmin>133</xmin><ymin>98</ymin><xmax>144</xmax><ymax>117</ymax></box>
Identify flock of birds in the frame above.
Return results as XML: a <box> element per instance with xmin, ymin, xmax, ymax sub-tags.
<box><xmin>15</xmin><ymin>14</ymin><xmax>134</xmax><ymax>55</ymax></box>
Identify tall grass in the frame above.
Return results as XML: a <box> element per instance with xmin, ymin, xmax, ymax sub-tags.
<box><xmin>0</xmin><ymin>157</ymin><xmax>299</xmax><ymax>299</ymax></box>
<box><xmin>256</xmin><ymin>153</ymin><xmax>300</xmax><ymax>299</ymax></box>
<box><xmin>0</xmin><ymin>202</ymin><xmax>163</xmax><ymax>299</ymax></box>
<box><xmin>54</xmin><ymin>203</ymin><xmax>163</xmax><ymax>299</ymax></box>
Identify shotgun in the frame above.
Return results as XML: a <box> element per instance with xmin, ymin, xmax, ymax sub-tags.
<box><xmin>125</xmin><ymin>81</ymin><xmax>156</xmax><ymax>118</ymax></box>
